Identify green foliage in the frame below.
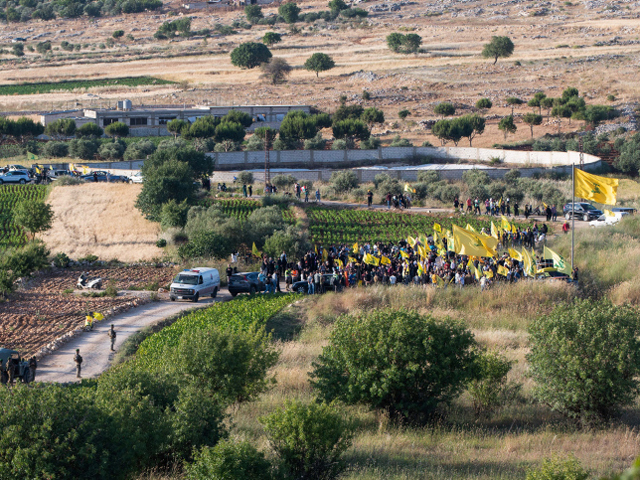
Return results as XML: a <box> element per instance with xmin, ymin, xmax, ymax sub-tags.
<box><xmin>278</xmin><ymin>2</ymin><xmax>300</xmax><ymax>23</ymax></box>
<box><xmin>13</xmin><ymin>199</ymin><xmax>53</xmax><ymax>235</ymax></box>
<box><xmin>245</xmin><ymin>4</ymin><xmax>264</xmax><ymax>23</ymax></box>
<box><xmin>1</xmin><ymin>240</ymin><xmax>50</xmax><ymax>278</ymax></box>
<box><xmin>361</xmin><ymin>90</ymin><xmax>371</xmax><ymax>101</ymax></box>
<box><xmin>279</xmin><ymin>111</ymin><xmax>320</xmax><ymax>144</ymax></box>
<box><xmin>303</xmin><ymin>132</ymin><xmax>327</xmax><ymax>150</ymax></box>
<box><xmin>328</xmin><ymin>0</ymin><xmax>348</xmax><ymax>11</ymax></box>
<box><xmin>263</xmin><ymin>225</ymin><xmax>310</xmax><ymax>259</ymax></box>
<box><xmin>434</xmin><ymin>102</ymin><xmax>455</xmax><ymax>117</ymax></box>
<box><xmin>522</xmin><ymin>112</ymin><xmax>543</xmax><ymax>137</ymax></box>
<box><xmin>215</xmin><ymin>122</ymin><xmax>246</xmax><ymax>144</ymax></box>
<box><xmin>262</xmin><ymin>31</ymin><xmax>281</xmax><ymax>45</ymax></box>
<box><xmin>417</xmin><ymin>170</ymin><xmax>439</xmax><ymax>183</ymax></box>
<box><xmin>498</xmin><ymin>115</ymin><xmax>517</xmax><ymax>140</ymax></box>
<box><xmin>186</xmin><ymin>116</ymin><xmax>220</xmax><ymax>138</ymax></box>
<box><xmin>260</xmin><ymin>57</ymin><xmax>292</xmax><ymax>85</ymax></box>
<box><xmin>231</xmin><ymin>42</ymin><xmax>273</xmax><ymax>69</ymax></box>
<box><xmin>432</xmin><ymin>118</ymin><xmax>462</xmax><ymax>146</ymax></box>
<box><xmin>304</xmin><ymin>52</ymin><xmax>335</xmax><ymax>77</ymax></box>
<box><xmin>614</xmin><ymin>133</ymin><xmax>640</xmax><ymax>174</ymax></box>
<box><xmin>124</xmin><ymin>140</ymin><xmax>156</xmax><ymax>160</ymax></box>
<box><xmin>332</xmin><ymin>119</ymin><xmax>370</xmax><ymax>141</ymax></box>
<box><xmin>333</xmin><ymin>104</ymin><xmax>364</xmax><ymax>123</ymax></box>
<box><xmin>310</xmin><ymin>309</ymin><xmax>478</xmax><ymax>421</ymax></box>
<box><xmin>361</xmin><ymin>107</ymin><xmax>384</xmax><ymax>125</ymax></box>
<box><xmin>526</xmin><ymin>455</ymin><xmax>589</xmax><ymax>480</ymax></box>
<box><xmin>156</xmin><ymin>17</ymin><xmax>192</xmax><ymax>38</ymax></box>
<box><xmin>42</xmin><ymin>141</ymin><xmax>69</xmax><ymax>158</ymax></box>
<box><xmin>52</xmin><ymin>252</ymin><xmax>71</xmax><ymax>268</ymax></box>
<box><xmin>76</xmin><ymin>122</ymin><xmax>103</xmax><ymax>138</ymax></box>
<box><xmin>187</xmin><ymin>440</ymin><xmax>272</xmax><ymax>480</ymax></box>
<box><xmin>36</xmin><ymin>41</ymin><xmax>51</xmax><ymax>54</ymax></box>
<box><xmin>389</xmin><ymin>135</ymin><xmax>412</xmax><ymax>147</ymax></box>
<box><xmin>482</xmin><ymin>36</ymin><xmax>515</xmax><ymax>64</ymax></box>
<box><xmin>582</xmin><ymin>104</ymin><xmax>615</xmax><ymax>126</ymax></box>
<box><xmin>330</xmin><ymin>170</ymin><xmax>359</xmax><ymax>193</ymax></box>
<box><xmin>527</xmin><ymin>299</ymin><xmax>640</xmax><ymax>426</ymax></box>
<box><xmin>113</xmin><ymin>29</ymin><xmax>125</xmax><ymax>38</ymax></box>
<box><xmin>386</xmin><ymin>32</ymin><xmax>422</xmax><ymax>53</ymax></box>
<box><xmin>237</xmin><ymin>171</ymin><xmax>254</xmax><ymax>185</ymax></box>
<box><xmin>69</xmin><ymin>138</ymin><xmax>99</xmax><ymax>159</ymax></box>
<box><xmin>271</xmin><ymin>173</ymin><xmax>297</xmax><ymax>190</ymax></box>
<box><xmin>167</xmin><ymin>119</ymin><xmax>189</xmax><ymax>138</ymax></box>
<box><xmin>98</xmin><ymin>140</ymin><xmax>125</xmax><ymax>160</ymax></box>
<box><xmin>261</xmin><ymin>401</ymin><xmax>354</xmax><ymax>480</ymax></box>
<box><xmin>468</xmin><ymin>350</ymin><xmax>519</xmax><ymax>415</ymax></box>
<box><xmin>178</xmin><ymin>231</ymin><xmax>233</xmax><ymax>259</ymax></box>
<box><xmin>161</xmin><ymin>199</ymin><xmax>190</xmax><ymax>229</ymax></box>
<box><xmin>398</xmin><ymin>109</ymin><xmax>411</xmax><ymax>120</ymax></box>
<box><xmin>475</xmin><ymin>97</ymin><xmax>493</xmax><ymax>110</ymax></box>
<box><xmin>45</xmin><ymin>118</ymin><xmax>76</xmax><ymax>139</ymax></box>
<box><xmin>0</xmin><ymin>77</ymin><xmax>172</xmax><ymax>96</ymax></box>
<box><xmin>104</xmin><ymin>121</ymin><xmax>129</xmax><ymax>138</ymax></box>
<box><xmin>360</xmin><ymin>136</ymin><xmax>381</xmax><ymax>149</ymax></box>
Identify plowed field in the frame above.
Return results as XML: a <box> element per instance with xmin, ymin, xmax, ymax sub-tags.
<box><xmin>0</xmin><ymin>266</ymin><xmax>178</xmax><ymax>356</ymax></box>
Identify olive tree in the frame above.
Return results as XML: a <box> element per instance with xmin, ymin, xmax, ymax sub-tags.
<box><xmin>230</xmin><ymin>42</ymin><xmax>272</xmax><ymax>69</ymax></box>
<box><xmin>434</xmin><ymin>102</ymin><xmax>455</xmax><ymax>118</ymax></box>
<box><xmin>522</xmin><ymin>112</ymin><xmax>543</xmax><ymax>138</ymax></box>
<box><xmin>481</xmin><ymin>36</ymin><xmax>514</xmax><ymax>64</ymax></box>
<box><xmin>304</xmin><ymin>52</ymin><xmax>335</xmax><ymax>77</ymax></box>
<box><xmin>498</xmin><ymin>115</ymin><xmax>517</xmax><ymax>140</ymax></box>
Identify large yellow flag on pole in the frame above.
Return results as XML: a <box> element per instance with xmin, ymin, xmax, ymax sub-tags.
<box><xmin>543</xmin><ymin>246</ymin><xmax>571</xmax><ymax>275</ymax></box>
<box><xmin>501</xmin><ymin>215</ymin><xmax>511</xmax><ymax>232</ymax></box>
<box><xmin>522</xmin><ymin>247</ymin><xmax>536</xmax><ymax>277</ymax></box>
<box><xmin>574</xmin><ymin>168</ymin><xmax>618</xmax><ymax>205</ymax></box>
<box><xmin>452</xmin><ymin>225</ymin><xmax>497</xmax><ymax>258</ymax></box>
<box><xmin>491</xmin><ymin>221</ymin><xmax>500</xmax><ymax>240</ymax></box>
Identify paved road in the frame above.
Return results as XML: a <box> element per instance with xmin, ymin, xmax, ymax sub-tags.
<box><xmin>37</xmin><ymin>290</ymin><xmax>232</xmax><ymax>383</ymax></box>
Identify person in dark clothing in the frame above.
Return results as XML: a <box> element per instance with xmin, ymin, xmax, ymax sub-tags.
<box><xmin>74</xmin><ymin>349</ymin><xmax>83</xmax><ymax>378</ymax></box>
<box><xmin>93</xmin><ymin>172</ymin><xmax>98</xmax><ymax>182</ymax></box>
<box><xmin>29</xmin><ymin>356</ymin><xmax>37</xmax><ymax>382</ymax></box>
<box><xmin>108</xmin><ymin>325</ymin><xmax>117</xmax><ymax>352</ymax></box>
<box><xmin>248</xmin><ymin>185</ymin><xmax>253</xmax><ymax>197</ymax></box>
<box><xmin>367</xmin><ymin>190</ymin><xmax>373</xmax><ymax>208</ymax></box>
<box><xmin>226</xmin><ymin>264</ymin><xmax>233</xmax><ymax>285</ymax></box>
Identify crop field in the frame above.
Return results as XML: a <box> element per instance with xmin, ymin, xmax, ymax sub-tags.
<box><xmin>208</xmin><ymin>198</ymin><xmax>297</xmax><ymax>223</ymax></box>
<box><xmin>0</xmin><ymin>76</ymin><xmax>173</xmax><ymax>96</ymax></box>
<box><xmin>306</xmin><ymin>207</ymin><xmax>527</xmax><ymax>244</ymax></box>
<box><xmin>0</xmin><ymin>184</ymin><xmax>47</xmax><ymax>249</ymax></box>
<box><xmin>136</xmin><ymin>293</ymin><xmax>299</xmax><ymax>368</ymax></box>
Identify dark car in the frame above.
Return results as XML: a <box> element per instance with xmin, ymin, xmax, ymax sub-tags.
<box><xmin>228</xmin><ymin>272</ymin><xmax>265</xmax><ymax>296</ymax></box>
<box><xmin>291</xmin><ymin>274</ymin><xmax>342</xmax><ymax>294</ymax></box>
<box><xmin>80</xmin><ymin>171</ymin><xmax>129</xmax><ymax>183</ymax></box>
<box><xmin>562</xmin><ymin>202</ymin><xmax>603</xmax><ymax>221</ymax></box>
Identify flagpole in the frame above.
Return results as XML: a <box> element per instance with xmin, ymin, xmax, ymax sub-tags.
<box><xmin>571</xmin><ymin>163</ymin><xmax>575</xmax><ymax>272</ymax></box>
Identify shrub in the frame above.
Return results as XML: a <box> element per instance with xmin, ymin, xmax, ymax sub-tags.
<box><xmin>475</xmin><ymin>97</ymin><xmax>493</xmax><ymax>110</ymax></box>
<box><xmin>262</xmin><ymin>31</ymin><xmax>281</xmax><ymax>45</ymax></box>
<box><xmin>278</xmin><ymin>2</ymin><xmax>300</xmax><ymax>23</ymax></box>
<box><xmin>271</xmin><ymin>174</ymin><xmax>297</xmax><ymax>190</ymax></box>
<box><xmin>389</xmin><ymin>135</ymin><xmax>413</xmax><ymax>147</ymax></box>
<box><xmin>434</xmin><ymin>102</ymin><xmax>455</xmax><ymax>117</ymax></box>
<box><xmin>304</xmin><ymin>53</ymin><xmax>335</xmax><ymax>78</ymax></box>
<box><xmin>55</xmin><ymin>175</ymin><xmax>85</xmax><ymax>186</ymax></box>
<box><xmin>76</xmin><ymin>122</ymin><xmax>103</xmax><ymax>138</ymax></box>
<box><xmin>330</xmin><ymin>170</ymin><xmax>358</xmax><ymax>193</ymax></box>
<box><xmin>245</xmin><ymin>4</ymin><xmax>264</xmax><ymax>23</ymax></box>
<box><xmin>104</xmin><ymin>121</ymin><xmax>129</xmax><ymax>138</ymax></box>
<box><xmin>527</xmin><ymin>299</ymin><xmax>640</xmax><ymax>426</ymax></box>
<box><xmin>98</xmin><ymin>141</ymin><xmax>125</xmax><ymax>160</ymax></box>
<box><xmin>310</xmin><ymin>309</ymin><xmax>478</xmax><ymax>421</ymax></box>
<box><xmin>187</xmin><ymin>440</ymin><xmax>272</xmax><ymax>480</ymax></box>
<box><xmin>417</xmin><ymin>170</ymin><xmax>439</xmax><ymax>183</ymax></box>
<box><xmin>156</xmin><ymin>238</ymin><xmax>167</xmax><ymax>248</ymax></box>
<box><xmin>14</xmin><ymin>200</ymin><xmax>53</xmax><ymax>236</ymax></box>
<box><xmin>526</xmin><ymin>455</ymin><xmax>589</xmax><ymax>480</ymax></box>
<box><xmin>386</xmin><ymin>32</ymin><xmax>422</xmax><ymax>53</ymax></box>
<box><xmin>113</xmin><ymin>29</ymin><xmax>125</xmax><ymax>38</ymax></box>
<box><xmin>468</xmin><ymin>350</ymin><xmax>519</xmax><ymax>415</ymax></box>
<box><xmin>263</xmin><ymin>225</ymin><xmax>310</xmax><ymax>259</ymax></box>
<box><xmin>178</xmin><ymin>231</ymin><xmax>232</xmax><ymax>259</ymax></box>
<box><xmin>1</xmin><ymin>241</ymin><xmax>50</xmax><ymax>278</ymax></box>
<box><xmin>360</xmin><ymin>137</ymin><xmax>381</xmax><ymax>150</ymax></box>
<box><xmin>462</xmin><ymin>168</ymin><xmax>490</xmax><ymax>187</ymax></box>
<box><xmin>42</xmin><ymin>141</ymin><xmax>69</xmax><ymax>158</ymax></box>
<box><xmin>230</xmin><ymin>42</ymin><xmax>272</xmax><ymax>69</ymax></box>
<box><xmin>237</xmin><ymin>171</ymin><xmax>254</xmax><ymax>185</ymax></box>
<box><xmin>303</xmin><ymin>132</ymin><xmax>326</xmax><ymax>150</ymax></box>
<box><xmin>161</xmin><ymin>199</ymin><xmax>190</xmax><ymax>229</ymax></box>
<box><xmin>124</xmin><ymin>140</ymin><xmax>156</xmax><ymax>160</ymax></box>
<box><xmin>52</xmin><ymin>252</ymin><xmax>71</xmax><ymax>268</ymax></box>
<box><xmin>261</xmin><ymin>401</ymin><xmax>354</xmax><ymax>480</ymax></box>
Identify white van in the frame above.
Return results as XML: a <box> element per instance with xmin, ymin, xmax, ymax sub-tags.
<box><xmin>169</xmin><ymin>268</ymin><xmax>220</xmax><ymax>302</ymax></box>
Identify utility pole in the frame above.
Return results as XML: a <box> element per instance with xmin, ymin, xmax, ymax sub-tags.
<box><xmin>264</xmin><ymin>130</ymin><xmax>271</xmax><ymax>193</ymax></box>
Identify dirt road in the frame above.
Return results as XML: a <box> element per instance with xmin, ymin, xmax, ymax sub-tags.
<box><xmin>36</xmin><ymin>291</ymin><xmax>231</xmax><ymax>383</ymax></box>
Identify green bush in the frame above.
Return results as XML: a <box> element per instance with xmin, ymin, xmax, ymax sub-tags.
<box><xmin>389</xmin><ymin>135</ymin><xmax>412</xmax><ymax>147</ymax></box>
<box><xmin>310</xmin><ymin>309</ymin><xmax>478</xmax><ymax>421</ymax></box>
<box><xmin>76</xmin><ymin>122</ymin><xmax>103</xmax><ymax>138</ymax></box>
<box><xmin>14</xmin><ymin>200</ymin><xmax>53</xmax><ymax>236</ymax></box>
<box><xmin>263</xmin><ymin>226</ymin><xmax>310</xmax><ymax>259</ymax></box>
<box><xmin>261</xmin><ymin>401</ymin><xmax>354</xmax><ymax>480</ymax></box>
<box><xmin>468</xmin><ymin>350</ymin><xmax>519</xmax><ymax>415</ymax></box>
<box><xmin>417</xmin><ymin>170</ymin><xmax>439</xmax><ymax>183</ymax></box>
<box><xmin>69</xmin><ymin>138</ymin><xmax>99</xmax><ymax>159</ymax></box>
<box><xmin>528</xmin><ymin>299</ymin><xmax>640</xmax><ymax>426</ymax></box>
<box><xmin>330</xmin><ymin>170</ymin><xmax>359</xmax><ymax>193</ymax></box>
<box><xmin>303</xmin><ymin>132</ymin><xmax>326</xmax><ymax>150</ymax></box>
<box><xmin>98</xmin><ymin>140</ymin><xmax>125</xmax><ymax>160</ymax></box>
<box><xmin>178</xmin><ymin>231</ymin><xmax>232</xmax><ymax>259</ymax></box>
<box><xmin>53</xmin><ymin>252</ymin><xmax>71</xmax><ymax>268</ymax></box>
<box><xmin>271</xmin><ymin>174</ymin><xmax>297</xmax><ymax>190</ymax></box>
<box><xmin>161</xmin><ymin>199</ymin><xmax>190</xmax><ymax>229</ymax></box>
<box><xmin>237</xmin><ymin>171</ymin><xmax>254</xmax><ymax>185</ymax></box>
<box><xmin>526</xmin><ymin>455</ymin><xmax>589</xmax><ymax>480</ymax></box>
<box><xmin>156</xmin><ymin>238</ymin><xmax>167</xmax><ymax>248</ymax></box>
<box><xmin>42</xmin><ymin>141</ymin><xmax>69</xmax><ymax>158</ymax></box>
<box><xmin>187</xmin><ymin>440</ymin><xmax>272</xmax><ymax>480</ymax></box>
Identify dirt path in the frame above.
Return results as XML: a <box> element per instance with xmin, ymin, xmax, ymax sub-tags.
<box><xmin>36</xmin><ymin>290</ymin><xmax>231</xmax><ymax>383</ymax></box>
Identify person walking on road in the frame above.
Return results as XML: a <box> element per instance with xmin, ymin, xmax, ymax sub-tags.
<box><xmin>29</xmin><ymin>356</ymin><xmax>37</xmax><ymax>382</ymax></box>
<box><xmin>108</xmin><ymin>325</ymin><xmax>117</xmax><ymax>352</ymax></box>
<box><xmin>74</xmin><ymin>349</ymin><xmax>83</xmax><ymax>378</ymax></box>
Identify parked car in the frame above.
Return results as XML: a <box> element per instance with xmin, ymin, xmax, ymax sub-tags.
<box><xmin>6</xmin><ymin>164</ymin><xmax>31</xmax><ymax>176</ymax></box>
<box><xmin>291</xmin><ymin>274</ymin><xmax>341</xmax><ymax>294</ymax></box>
<box><xmin>589</xmin><ymin>210</ymin><xmax>630</xmax><ymax>228</ymax></box>
<box><xmin>0</xmin><ymin>171</ymin><xmax>30</xmax><ymax>184</ymax></box>
<box><xmin>129</xmin><ymin>172</ymin><xmax>144</xmax><ymax>184</ymax></box>
<box><xmin>169</xmin><ymin>268</ymin><xmax>220</xmax><ymax>302</ymax></box>
<box><xmin>80</xmin><ymin>171</ymin><xmax>129</xmax><ymax>183</ymax></box>
<box><xmin>228</xmin><ymin>272</ymin><xmax>265</xmax><ymax>296</ymax></box>
<box><xmin>562</xmin><ymin>202</ymin><xmax>603</xmax><ymax>221</ymax></box>
<box><xmin>611</xmin><ymin>207</ymin><xmax>637</xmax><ymax>216</ymax></box>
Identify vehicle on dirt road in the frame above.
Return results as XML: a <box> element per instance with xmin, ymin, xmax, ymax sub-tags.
<box><xmin>291</xmin><ymin>273</ymin><xmax>342</xmax><ymax>294</ymax></box>
<box><xmin>129</xmin><ymin>172</ymin><xmax>144</xmax><ymax>184</ymax></box>
<box><xmin>563</xmin><ymin>202</ymin><xmax>603</xmax><ymax>221</ymax></box>
<box><xmin>228</xmin><ymin>272</ymin><xmax>265</xmax><ymax>297</ymax></box>
<box><xmin>77</xmin><ymin>272</ymin><xmax>103</xmax><ymax>290</ymax></box>
<box><xmin>0</xmin><ymin>171</ymin><xmax>30</xmax><ymax>184</ymax></box>
<box><xmin>0</xmin><ymin>349</ymin><xmax>30</xmax><ymax>384</ymax></box>
<box><xmin>170</xmin><ymin>268</ymin><xmax>220</xmax><ymax>302</ymax></box>
<box><xmin>80</xmin><ymin>171</ymin><xmax>129</xmax><ymax>183</ymax></box>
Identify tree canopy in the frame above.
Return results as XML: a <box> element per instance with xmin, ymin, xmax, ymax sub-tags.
<box><xmin>230</xmin><ymin>42</ymin><xmax>272</xmax><ymax>69</ymax></box>
<box><xmin>481</xmin><ymin>36</ymin><xmax>514</xmax><ymax>64</ymax></box>
<box><xmin>304</xmin><ymin>53</ymin><xmax>335</xmax><ymax>77</ymax></box>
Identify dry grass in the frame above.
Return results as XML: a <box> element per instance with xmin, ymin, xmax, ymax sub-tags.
<box><xmin>40</xmin><ymin>183</ymin><xmax>163</xmax><ymax>262</ymax></box>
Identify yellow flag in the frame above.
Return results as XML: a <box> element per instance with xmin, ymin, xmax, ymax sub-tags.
<box><xmin>465</xmin><ymin>223</ymin><xmax>476</xmax><ymax>233</ymax></box>
<box><xmin>364</xmin><ymin>253</ymin><xmax>379</xmax><ymax>266</ymax></box>
<box><xmin>543</xmin><ymin>246</ymin><xmax>571</xmax><ymax>275</ymax></box>
<box><xmin>574</xmin><ymin>168</ymin><xmax>618</xmax><ymax>205</ymax></box>
<box><xmin>604</xmin><ymin>209</ymin><xmax>616</xmax><ymax>218</ymax></box>
<box><xmin>417</xmin><ymin>263</ymin><xmax>424</xmax><ymax>275</ymax></box>
<box><xmin>315</xmin><ymin>244</ymin><xmax>318</xmax><ymax>255</ymax></box>
<box><xmin>522</xmin><ymin>247</ymin><xmax>536</xmax><ymax>277</ymax></box>
<box><xmin>348</xmin><ymin>256</ymin><xmax>358</xmax><ymax>264</ymax></box>
<box><xmin>322</xmin><ymin>248</ymin><xmax>328</xmax><ymax>262</ymax></box>
<box><xmin>70</xmin><ymin>163</ymin><xmax>76</xmax><ymax>172</ymax></box>
<box><xmin>380</xmin><ymin>255</ymin><xmax>391</xmax><ymax>265</ymax></box>
<box><xmin>407</xmin><ymin>236</ymin><xmax>417</xmax><ymax>247</ymax></box>
<box><xmin>452</xmin><ymin>225</ymin><xmax>497</xmax><ymax>258</ymax></box>
<box><xmin>497</xmin><ymin>265</ymin><xmax>509</xmax><ymax>277</ymax></box>
<box><xmin>511</xmin><ymin>224</ymin><xmax>517</xmax><ymax>234</ymax></box>
<box><xmin>542</xmin><ymin>202</ymin><xmax>548</xmax><ymax>209</ymax></box>
<box><xmin>433</xmin><ymin>223</ymin><xmax>442</xmax><ymax>233</ymax></box>
<box><xmin>352</xmin><ymin>242</ymin><xmax>359</xmax><ymax>252</ymax></box>
<box><xmin>335</xmin><ymin>258</ymin><xmax>343</xmax><ymax>268</ymax></box>
<box><xmin>399</xmin><ymin>250</ymin><xmax>410</xmax><ymax>259</ymax></box>
<box><xmin>417</xmin><ymin>245</ymin><xmax>427</xmax><ymax>259</ymax></box>
<box><xmin>92</xmin><ymin>312</ymin><xmax>104</xmax><ymax>321</ymax></box>
<box><xmin>252</xmin><ymin>242</ymin><xmax>261</xmax><ymax>257</ymax></box>
<box><xmin>485</xmin><ymin>269</ymin><xmax>494</xmax><ymax>279</ymax></box>
<box><xmin>435</xmin><ymin>275</ymin><xmax>445</xmax><ymax>287</ymax></box>
<box><xmin>501</xmin><ymin>216</ymin><xmax>511</xmax><ymax>232</ymax></box>
<box><xmin>491</xmin><ymin>222</ymin><xmax>500</xmax><ymax>240</ymax></box>
<box><xmin>508</xmin><ymin>248</ymin><xmax>522</xmax><ymax>262</ymax></box>
<box><xmin>477</xmin><ymin>231</ymin><xmax>498</xmax><ymax>251</ymax></box>
<box><xmin>404</xmin><ymin>183</ymin><xmax>416</xmax><ymax>194</ymax></box>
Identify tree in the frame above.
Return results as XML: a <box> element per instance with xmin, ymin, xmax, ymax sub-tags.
<box><xmin>361</xmin><ymin>107</ymin><xmax>385</xmax><ymax>126</ymax></box>
<box><xmin>522</xmin><ymin>112</ymin><xmax>543</xmax><ymax>138</ymax></box>
<box><xmin>260</xmin><ymin>57</ymin><xmax>292</xmax><ymax>85</ymax></box>
<box><xmin>551</xmin><ymin>104</ymin><xmax>572</xmax><ymax>131</ymax></box>
<box><xmin>45</xmin><ymin>118</ymin><xmax>76</xmax><ymax>139</ymax></box>
<box><xmin>215</xmin><ymin>121</ymin><xmax>245</xmax><ymax>143</ymax></box>
<box><xmin>481</xmin><ymin>36</ymin><xmax>514</xmax><ymax>64</ymax></box>
<box><xmin>561</xmin><ymin>86</ymin><xmax>579</xmax><ymax>102</ymax></box>
<box><xmin>262</xmin><ymin>31</ymin><xmax>281</xmax><ymax>46</ymax></box>
<box><xmin>230</xmin><ymin>42</ymin><xmax>272</xmax><ymax>69</ymax></box>
<box><xmin>328</xmin><ymin>0</ymin><xmax>348</xmax><ymax>11</ymax></box>
<box><xmin>330</xmin><ymin>170</ymin><xmax>358</xmax><ymax>193</ymax></box>
<box><xmin>244</xmin><ymin>4</ymin><xmax>263</xmax><ymax>24</ymax></box>
<box><xmin>76</xmin><ymin>122</ymin><xmax>103</xmax><ymax>138</ymax></box>
<box><xmin>278</xmin><ymin>2</ymin><xmax>300</xmax><ymax>23</ymax></box>
<box><xmin>398</xmin><ymin>109</ymin><xmax>411</xmax><ymax>120</ymax></box>
<box><xmin>167</xmin><ymin>119</ymin><xmax>188</xmax><ymax>138</ymax></box>
<box><xmin>261</xmin><ymin>401</ymin><xmax>354</xmax><ymax>480</ymax></box>
<box><xmin>332</xmin><ymin>119</ymin><xmax>370</xmax><ymax>142</ymax></box>
<box><xmin>14</xmin><ymin>200</ymin><xmax>53</xmax><ymax>237</ymax></box>
<box><xmin>386</xmin><ymin>32</ymin><xmax>422</xmax><ymax>53</ymax></box>
<box><xmin>475</xmin><ymin>98</ymin><xmax>492</xmax><ymax>111</ymax></box>
<box><xmin>104</xmin><ymin>121</ymin><xmax>129</xmax><ymax>138</ymax></box>
<box><xmin>528</xmin><ymin>91</ymin><xmax>546</xmax><ymax>114</ymax></box>
<box><xmin>457</xmin><ymin>114</ymin><xmax>485</xmax><ymax>146</ymax></box>
<box><xmin>540</xmin><ymin>97</ymin><xmax>554</xmax><ymax>118</ymax></box>
<box><xmin>582</xmin><ymin>105</ymin><xmax>614</xmax><ymax>127</ymax></box>
<box><xmin>11</xmin><ymin>43</ymin><xmax>24</xmax><ymax>57</ymax></box>
<box><xmin>310</xmin><ymin>309</ymin><xmax>478</xmax><ymax>421</ymax></box>
<box><xmin>279</xmin><ymin>112</ymin><xmax>319</xmax><ymax>144</ymax></box>
<box><xmin>237</xmin><ymin>171</ymin><xmax>254</xmax><ymax>185</ymax></box>
<box><xmin>527</xmin><ymin>299</ymin><xmax>640</xmax><ymax>426</ymax></box>
<box><xmin>506</xmin><ymin>97</ymin><xmax>523</xmax><ymax>115</ymax></box>
<box><xmin>304</xmin><ymin>52</ymin><xmax>335</xmax><ymax>77</ymax></box>
<box><xmin>434</xmin><ymin>102</ymin><xmax>455</xmax><ymax>118</ymax></box>
<box><xmin>112</xmin><ymin>29</ymin><xmax>124</xmax><ymax>38</ymax></box>
<box><xmin>222</xmin><ymin>110</ymin><xmax>253</xmax><ymax>128</ymax></box>
<box><xmin>333</xmin><ymin>104</ymin><xmax>364</xmax><ymax>123</ymax></box>
<box><xmin>498</xmin><ymin>115</ymin><xmax>517</xmax><ymax>140</ymax></box>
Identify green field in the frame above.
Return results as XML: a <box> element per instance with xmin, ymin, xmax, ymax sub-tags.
<box><xmin>0</xmin><ymin>184</ymin><xmax>47</xmax><ymax>248</ymax></box>
<box><xmin>0</xmin><ymin>76</ymin><xmax>174</xmax><ymax>96</ymax></box>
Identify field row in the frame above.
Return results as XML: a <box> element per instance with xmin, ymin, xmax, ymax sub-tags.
<box><xmin>0</xmin><ymin>76</ymin><xmax>173</xmax><ymax>96</ymax></box>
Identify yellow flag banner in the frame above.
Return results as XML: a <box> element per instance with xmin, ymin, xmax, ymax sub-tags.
<box><xmin>69</xmin><ymin>163</ymin><xmax>76</xmax><ymax>172</ymax></box>
<box><xmin>435</xmin><ymin>275</ymin><xmax>445</xmax><ymax>287</ymax></box>
<box><xmin>380</xmin><ymin>256</ymin><xmax>391</xmax><ymax>265</ymax></box>
<box><xmin>604</xmin><ymin>209</ymin><xmax>616</xmax><ymax>218</ymax></box>
<box><xmin>508</xmin><ymin>248</ymin><xmax>523</xmax><ymax>262</ymax></box>
<box><xmin>322</xmin><ymin>248</ymin><xmax>328</xmax><ymax>262</ymax></box>
<box><xmin>433</xmin><ymin>223</ymin><xmax>442</xmax><ymax>233</ymax></box>
<box><xmin>477</xmin><ymin>231</ymin><xmax>498</xmax><ymax>251</ymax></box>
<box><xmin>348</xmin><ymin>256</ymin><xmax>358</xmax><ymax>264</ymax></box>
<box><xmin>501</xmin><ymin>215</ymin><xmax>511</xmax><ymax>232</ymax></box>
<box><xmin>465</xmin><ymin>223</ymin><xmax>476</xmax><ymax>232</ymax></box>
<box><xmin>574</xmin><ymin>168</ymin><xmax>618</xmax><ymax>205</ymax></box>
<box><xmin>522</xmin><ymin>247</ymin><xmax>536</xmax><ymax>277</ymax></box>
<box><xmin>352</xmin><ymin>242</ymin><xmax>359</xmax><ymax>252</ymax></box>
<box><xmin>511</xmin><ymin>224</ymin><xmax>517</xmax><ymax>234</ymax></box>
<box><xmin>491</xmin><ymin>221</ymin><xmax>500</xmax><ymax>239</ymax></box>
<box><xmin>407</xmin><ymin>236</ymin><xmax>417</xmax><ymax>247</ymax></box>
<box><xmin>543</xmin><ymin>246</ymin><xmax>571</xmax><ymax>275</ymax></box>
<box><xmin>485</xmin><ymin>269</ymin><xmax>494</xmax><ymax>279</ymax></box>
<box><xmin>364</xmin><ymin>253</ymin><xmax>379</xmax><ymax>266</ymax></box>
<box><xmin>252</xmin><ymin>242</ymin><xmax>261</xmax><ymax>257</ymax></box>
<box><xmin>335</xmin><ymin>258</ymin><xmax>343</xmax><ymax>268</ymax></box>
<box><xmin>497</xmin><ymin>265</ymin><xmax>509</xmax><ymax>277</ymax></box>
<box><xmin>92</xmin><ymin>312</ymin><xmax>104</xmax><ymax>321</ymax></box>
<box><xmin>399</xmin><ymin>250</ymin><xmax>410</xmax><ymax>259</ymax></box>
<box><xmin>452</xmin><ymin>225</ymin><xmax>497</xmax><ymax>258</ymax></box>
<box><xmin>404</xmin><ymin>183</ymin><xmax>416</xmax><ymax>193</ymax></box>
